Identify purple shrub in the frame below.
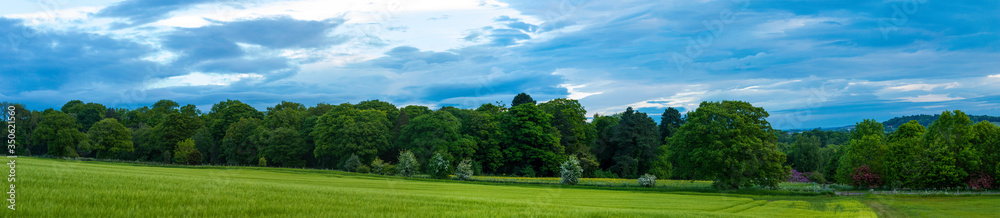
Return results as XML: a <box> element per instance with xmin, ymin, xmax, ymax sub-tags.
<box><xmin>788</xmin><ymin>169</ymin><xmax>810</xmax><ymax>183</ymax></box>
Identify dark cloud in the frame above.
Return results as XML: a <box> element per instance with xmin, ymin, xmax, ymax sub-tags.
<box><xmin>96</xmin><ymin>0</ymin><xmax>216</xmax><ymax>28</ymax></box>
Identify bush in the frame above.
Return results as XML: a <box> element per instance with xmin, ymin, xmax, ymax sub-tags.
<box><xmin>341</xmin><ymin>154</ymin><xmax>362</xmax><ymax>172</ymax></box>
<box><xmin>356</xmin><ymin>165</ymin><xmax>371</xmax><ymax>174</ymax></box>
<box><xmin>455</xmin><ymin>159</ymin><xmax>474</xmax><ymax>180</ymax></box>
<box><xmin>806</xmin><ymin>172</ymin><xmax>827</xmax><ymax>184</ymax></box>
<box><xmin>968</xmin><ymin>172</ymin><xmax>994</xmax><ymax>190</ymax></box>
<box><xmin>638</xmin><ymin>173</ymin><xmax>657</xmax><ymax>187</ymax></box>
<box><xmin>593</xmin><ymin>169</ymin><xmax>619</xmax><ymax>179</ymax></box>
<box><xmin>851</xmin><ymin>165</ymin><xmax>882</xmax><ymax>188</ymax></box>
<box><xmin>371</xmin><ymin>158</ymin><xmax>385</xmax><ymax>175</ymax></box>
<box><xmin>788</xmin><ymin>169</ymin><xmax>809</xmax><ymax>183</ymax></box>
<box><xmin>518</xmin><ymin>167</ymin><xmax>537</xmax><ymax>177</ymax></box>
<box><xmin>560</xmin><ymin>156</ymin><xmax>583</xmax><ymax>185</ymax></box>
<box><xmin>429</xmin><ymin>152</ymin><xmax>451</xmax><ymax>179</ymax></box>
<box><xmin>258</xmin><ymin>157</ymin><xmax>267</xmax><ymax>167</ymax></box>
<box><xmin>384</xmin><ymin>164</ymin><xmax>398</xmax><ymax>176</ymax></box>
<box><xmin>397</xmin><ymin>150</ymin><xmax>419</xmax><ymax>177</ymax></box>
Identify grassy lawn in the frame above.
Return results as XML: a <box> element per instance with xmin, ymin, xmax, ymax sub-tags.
<box><xmin>11</xmin><ymin>156</ymin><xmax>979</xmax><ymax>217</ymax></box>
<box><xmin>865</xmin><ymin>195</ymin><xmax>1000</xmax><ymax>217</ymax></box>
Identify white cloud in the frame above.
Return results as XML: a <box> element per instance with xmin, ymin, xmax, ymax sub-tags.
<box><xmin>897</xmin><ymin>94</ymin><xmax>965</xmax><ymax>103</ymax></box>
<box><xmin>146</xmin><ymin>72</ymin><xmax>264</xmax><ymax>89</ymax></box>
<box><xmin>886</xmin><ymin>82</ymin><xmax>959</xmax><ymax>92</ymax></box>
<box><xmin>559</xmin><ymin>83</ymin><xmax>603</xmax><ymax>100</ymax></box>
<box><xmin>989</xmin><ymin>74</ymin><xmax>1000</xmax><ymax>78</ymax></box>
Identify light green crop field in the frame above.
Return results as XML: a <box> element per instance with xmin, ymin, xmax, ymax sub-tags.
<box><xmin>3</xmin><ymin>157</ymin><xmax>990</xmax><ymax>217</ymax></box>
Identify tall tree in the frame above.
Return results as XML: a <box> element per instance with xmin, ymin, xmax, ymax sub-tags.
<box><xmin>538</xmin><ymin>99</ymin><xmax>599</xmax><ymax>176</ymax></box>
<box><xmin>312</xmin><ymin>104</ymin><xmax>392</xmax><ymax>167</ymax></box>
<box><xmin>462</xmin><ymin>109</ymin><xmax>504</xmax><ymax>174</ymax></box>
<box><xmin>511</xmin><ymin>92</ymin><xmax>535</xmax><ymax>107</ymax></box>
<box><xmin>659</xmin><ymin>107</ymin><xmax>684</xmax><ymax>140</ymax></box>
<box><xmin>885</xmin><ymin>120</ymin><xmax>928</xmax><ymax>188</ymax></box>
<box><xmin>606</xmin><ymin>107</ymin><xmax>661</xmax><ymax>179</ymax></box>
<box><xmin>264</xmin><ymin>101</ymin><xmax>307</xmax><ymax>130</ymax></box>
<box><xmin>397</xmin><ymin>110</ymin><xmax>476</xmax><ymax>164</ymax></box>
<box><xmin>259</xmin><ymin>127</ymin><xmax>307</xmax><ymax>167</ymax></box>
<box><xmin>220</xmin><ymin>118</ymin><xmax>265</xmax><ymax>165</ymax></box>
<box><xmin>789</xmin><ymin>135</ymin><xmax>822</xmax><ymax>173</ymax></box>
<box><xmin>670</xmin><ymin>101</ymin><xmax>787</xmax><ymax>189</ymax></box>
<box><xmin>920</xmin><ymin>110</ymin><xmax>979</xmax><ymax>188</ymax></box>
<box><xmin>33</xmin><ymin>109</ymin><xmax>86</xmax><ymax>157</ymax></box>
<box><xmin>207</xmin><ymin>100</ymin><xmax>264</xmax><ymax>162</ymax></box>
<box><xmin>87</xmin><ymin>118</ymin><xmax>134</xmax><ymax>158</ymax></box>
<box><xmin>971</xmin><ymin>121</ymin><xmax>1000</xmax><ymax>187</ymax></box>
<box><xmin>61</xmin><ymin>101</ymin><xmax>106</xmax><ymax>132</ymax></box>
<box><xmin>499</xmin><ymin>103</ymin><xmax>563</xmax><ymax>176</ymax></box>
<box><xmin>591</xmin><ymin>113</ymin><xmax>621</xmax><ymax>172</ymax></box>
<box><xmin>836</xmin><ymin>119</ymin><xmax>888</xmax><ymax>185</ymax></box>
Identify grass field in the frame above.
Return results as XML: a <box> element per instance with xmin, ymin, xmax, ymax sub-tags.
<box><xmin>6</xmin><ymin>157</ymin><xmax>993</xmax><ymax>217</ymax></box>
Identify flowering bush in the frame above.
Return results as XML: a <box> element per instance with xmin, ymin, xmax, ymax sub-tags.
<box><xmin>788</xmin><ymin>169</ymin><xmax>810</xmax><ymax>183</ymax></box>
<box><xmin>397</xmin><ymin>150</ymin><xmax>419</xmax><ymax>177</ymax></box>
<box><xmin>454</xmin><ymin>159</ymin><xmax>474</xmax><ymax>180</ymax></box>
<box><xmin>851</xmin><ymin>165</ymin><xmax>882</xmax><ymax>188</ymax></box>
<box><xmin>560</xmin><ymin>156</ymin><xmax>583</xmax><ymax>185</ymax></box>
<box><xmin>638</xmin><ymin>174</ymin><xmax>657</xmax><ymax>187</ymax></box>
<box><xmin>967</xmin><ymin>172</ymin><xmax>994</xmax><ymax>190</ymax></box>
<box><xmin>429</xmin><ymin>152</ymin><xmax>451</xmax><ymax>179</ymax></box>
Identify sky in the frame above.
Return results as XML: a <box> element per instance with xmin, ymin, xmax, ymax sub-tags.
<box><xmin>2</xmin><ymin>0</ymin><xmax>999</xmax><ymax>129</ymax></box>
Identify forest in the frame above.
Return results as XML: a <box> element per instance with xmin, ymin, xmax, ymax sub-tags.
<box><xmin>4</xmin><ymin>93</ymin><xmax>999</xmax><ymax>190</ymax></box>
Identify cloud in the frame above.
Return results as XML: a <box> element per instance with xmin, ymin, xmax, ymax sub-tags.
<box><xmin>898</xmin><ymin>94</ymin><xmax>966</xmax><ymax>103</ymax></box>
<box><xmin>886</xmin><ymin>82</ymin><xmax>960</xmax><ymax>92</ymax></box>
<box><xmin>96</xmin><ymin>0</ymin><xmax>217</xmax><ymax>28</ymax></box>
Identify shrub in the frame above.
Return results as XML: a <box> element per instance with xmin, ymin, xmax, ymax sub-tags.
<box><xmin>371</xmin><ymin>158</ymin><xmax>385</xmax><ymax>175</ymax></box>
<box><xmin>560</xmin><ymin>156</ymin><xmax>583</xmax><ymax>185</ymax></box>
<box><xmin>851</xmin><ymin>165</ymin><xmax>882</xmax><ymax>188</ymax></box>
<box><xmin>173</xmin><ymin>139</ymin><xmax>202</xmax><ymax>165</ymax></box>
<box><xmin>519</xmin><ymin>167</ymin><xmax>537</xmax><ymax>177</ymax></box>
<box><xmin>638</xmin><ymin>173</ymin><xmax>657</xmax><ymax>187</ymax></box>
<box><xmin>788</xmin><ymin>169</ymin><xmax>809</xmax><ymax>183</ymax></box>
<box><xmin>968</xmin><ymin>172</ymin><xmax>994</xmax><ymax>190</ymax></box>
<box><xmin>397</xmin><ymin>150</ymin><xmax>419</xmax><ymax>177</ymax></box>
<box><xmin>593</xmin><ymin>169</ymin><xmax>619</xmax><ymax>179</ymax></box>
<box><xmin>455</xmin><ymin>159</ymin><xmax>474</xmax><ymax>180</ymax></box>
<box><xmin>429</xmin><ymin>152</ymin><xmax>451</xmax><ymax>179</ymax></box>
<box><xmin>341</xmin><ymin>154</ymin><xmax>362</xmax><ymax>172</ymax></box>
<box><xmin>258</xmin><ymin>157</ymin><xmax>267</xmax><ymax>167</ymax></box>
<box><xmin>806</xmin><ymin>172</ymin><xmax>827</xmax><ymax>184</ymax></box>
<box><xmin>385</xmin><ymin>164</ymin><xmax>398</xmax><ymax>176</ymax></box>
<box><xmin>356</xmin><ymin>165</ymin><xmax>371</xmax><ymax>174</ymax></box>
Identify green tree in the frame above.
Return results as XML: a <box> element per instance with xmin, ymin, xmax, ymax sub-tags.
<box><xmin>591</xmin><ymin>113</ymin><xmax>620</xmax><ymax>170</ymax></box>
<box><xmin>670</xmin><ymin>101</ymin><xmax>787</xmax><ymax>189</ymax></box>
<box><xmin>220</xmin><ymin>118</ymin><xmax>265</xmax><ymax>165</ymax></box>
<box><xmin>397</xmin><ymin>150</ymin><xmax>419</xmax><ymax>177</ymax></box>
<box><xmin>462</xmin><ymin>109</ymin><xmax>504</xmax><ymax>174</ymax></box>
<box><xmin>264</xmin><ymin>101</ymin><xmax>307</xmax><ymax>130</ymax></box>
<box><xmin>971</xmin><ymin>121</ymin><xmax>1000</xmax><ymax>187</ymax></box>
<box><xmin>836</xmin><ymin>119</ymin><xmax>887</xmax><ymax>185</ymax></box>
<box><xmin>312</xmin><ymin>104</ymin><xmax>392</xmax><ymax>167</ymax></box>
<box><xmin>428</xmin><ymin>151</ymin><xmax>451</xmax><ymax>179</ymax></box>
<box><xmin>173</xmin><ymin>138</ymin><xmax>203</xmax><ymax>165</ymax></box>
<box><xmin>511</xmin><ymin>92</ymin><xmax>535</xmax><ymax>107</ymax></box>
<box><xmin>152</xmin><ymin>113</ymin><xmax>201</xmax><ymax>161</ymax></box>
<box><xmin>790</xmin><ymin>135</ymin><xmax>822</xmax><ymax>173</ymax></box>
<box><xmin>607</xmin><ymin>107</ymin><xmax>660</xmax><ymax>178</ymax></box>
<box><xmin>499</xmin><ymin>103</ymin><xmax>563</xmax><ymax>176</ymax></box>
<box><xmin>659</xmin><ymin>107</ymin><xmax>684</xmax><ymax>139</ymax></box>
<box><xmin>920</xmin><ymin>110</ymin><xmax>979</xmax><ymax>188</ymax></box>
<box><xmin>259</xmin><ymin>127</ymin><xmax>307</xmax><ymax>167</ymax></box>
<box><xmin>61</xmin><ymin>101</ymin><xmax>106</xmax><ymax>132</ymax></box>
<box><xmin>33</xmin><ymin>109</ymin><xmax>86</xmax><ymax>157</ymax></box>
<box><xmin>397</xmin><ymin>110</ymin><xmax>475</xmax><ymax>163</ymax></box>
<box><xmin>538</xmin><ymin>99</ymin><xmax>595</xmax><ymax>158</ymax></box>
<box><xmin>885</xmin><ymin>120</ymin><xmax>927</xmax><ymax>188</ymax></box>
<box><xmin>87</xmin><ymin>118</ymin><xmax>134</xmax><ymax>158</ymax></box>
<box><xmin>207</xmin><ymin>100</ymin><xmax>264</xmax><ymax>163</ymax></box>
<box><xmin>356</xmin><ymin>99</ymin><xmax>400</xmax><ymax>128</ymax></box>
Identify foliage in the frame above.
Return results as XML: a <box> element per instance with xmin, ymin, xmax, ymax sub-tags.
<box><xmin>264</xmin><ymin>101</ymin><xmax>307</xmax><ymax>130</ymax></box>
<box><xmin>658</xmin><ymin>107</ymin><xmax>684</xmax><ymax>139</ymax></box>
<box><xmin>966</xmin><ymin>172</ymin><xmax>993</xmax><ymax>190</ymax></box>
<box><xmin>455</xmin><ymin>159</ymin><xmax>474</xmax><ymax>180</ymax></box>
<box><xmin>259</xmin><ymin>157</ymin><xmax>268</xmax><ymax>167</ymax></box>
<box><xmin>87</xmin><ymin>118</ymin><xmax>134</xmax><ymax>158</ymax></box>
<box><xmin>538</xmin><ymin>98</ymin><xmax>595</xmax><ymax>159</ymax></box>
<box><xmin>429</xmin><ymin>152</ymin><xmax>451</xmax><ymax>179</ymax></box>
<box><xmin>788</xmin><ymin>169</ymin><xmax>809</xmax><ymax>183</ymax></box>
<box><xmin>850</xmin><ymin>165</ymin><xmax>882</xmax><ymax>188</ymax></box>
<box><xmin>61</xmin><ymin>100</ymin><xmax>106</xmax><ymax>132</ymax></box>
<box><xmin>499</xmin><ymin>103</ymin><xmax>564</xmax><ymax>176</ymax></box>
<box><xmin>312</xmin><ymin>104</ymin><xmax>392</xmax><ymax>167</ymax></box>
<box><xmin>806</xmin><ymin>172</ymin><xmax>826</xmax><ymax>184</ymax></box>
<box><xmin>606</xmin><ymin>107</ymin><xmax>660</xmax><ymax>179</ymax></box>
<box><xmin>356</xmin><ymin>165</ymin><xmax>371</xmax><ymax>174</ymax></box>
<box><xmin>560</xmin><ymin>155</ymin><xmax>583</xmax><ymax>185</ymax></box>
<box><xmin>341</xmin><ymin>154</ymin><xmax>363</xmax><ymax>172</ymax></box>
<box><xmin>836</xmin><ymin>119</ymin><xmax>887</xmax><ymax>185</ymax></box>
<box><xmin>220</xmin><ymin>118</ymin><xmax>265</xmax><ymax>165</ymax></box>
<box><xmin>33</xmin><ymin>109</ymin><xmax>86</xmax><ymax>157</ymax></box>
<box><xmin>461</xmin><ymin>109</ymin><xmax>504</xmax><ymax>174</ymax></box>
<box><xmin>670</xmin><ymin>101</ymin><xmax>787</xmax><ymax>189</ymax></box>
<box><xmin>172</xmin><ymin>139</ymin><xmax>203</xmax><ymax>165</ymax></box>
<box><xmin>789</xmin><ymin>135</ymin><xmax>822</xmax><ymax>173</ymax></box>
<box><xmin>397</xmin><ymin>110</ymin><xmax>475</xmax><ymax>163</ymax></box>
<box><xmin>970</xmin><ymin>121</ymin><xmax>1000</xmax><ymax>187</ymax></box>
<box><xmin>397</xmin><ymin>150</ymin><xmax>419</xmax><ymax>177</ymax></box>
<box><xmin>258</xmin><ymin>127</ymin><xmax>307</xmax><ymax>167</ymax></box>
<box><xmin>920</xmin><ymin>110</ymin><xmax>979</xmax><ymax>188</ymax></box>
<box><xmin>884</xmin><ymin>120</ymin><xmax>928</xmax><ymax>188</ymax></box>
<box><xmin>371</xmin><ymin>158</ymin><xmax>386</xmax><ymax>175</ymax></box>
<box><xmin>638</xmin><ymin>174</ymin><xmax>657</xmax><ymax>187</ymax></box>
<box><xmin>511</xmin><ymin>92</ymin><xmax>535</xmax><ymax>107</ymax></box>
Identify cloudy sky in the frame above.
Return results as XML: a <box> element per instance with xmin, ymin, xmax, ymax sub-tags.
<box><xmin>2</xmin><ymin>0</ymin><xmax>999</xmax><ymax>129</ymax></box>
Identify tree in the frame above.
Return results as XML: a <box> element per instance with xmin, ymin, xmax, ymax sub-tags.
<box><xmin>670</xmin><ymin>101</ymin><xmax>787</xmax><ymax>189</ymax></box>
<box><xmin>33</xmin><ymin>109</ymin><xmax>86</xmax><ymax>157</ymax></box>
<box><xmin>659</xmin><ymin>107</ymin><xmax>684</xmax><ymax>139</ymax></box>
<box><xmin>152</xmin><ymin>113</ymin><xmax>201</xmax><ymax>159</ymax></box>
<box><xmin>61</xmin><ymin>101</ymin><xmax>106</xmax><ymax>132</ymax></box>
<box><xmin>560</xmin><ymin>155</ymin><xmax>583</xmax><ymax>185</ymax></box>
<box><xmin>971</xmin><ymin>121</ymin><xmax>1000</xmax><ymax>187</ymax></box>
<box><xmin>220</xmin><ymin>118</ymin><xmax>265</xmax><ymax>165</ymax></box>
<box><xmin>836</xmin><ymin>119</ymin><xmax>887</xmax><ymax>185</ymax></box>
<box><xmin>341</xmin><ymin>154</ymin><xmax>362</xmax><ymax>172</ymax></box>
<box><xmin>87</xmin><ymin>118</ymin><xmax>134</xmax><ymax>158</ymax></box>
<box><xmin>606</xmin><ymin>107</ymin><xmax>660</xmax><ymax>178</ymax></box>
<box><xmin>259</xmin><ymin>127</ymin><xmax>308</xmax><ymax>167</ymax></box>
<box><xmin>500</xmin><ymin>103</ymin><xmax>564</xmax><ymax>176</ymax></box>
<box><xmin>885</xmin><ymin>120</ymin><xmax>928</xmax><ymax>188</ymax></box>
<box><xmin>429</xmin><ymin>151</ymin><xmax>451</xmax><ymax>179</ymax></box>
<box><xmin>590</xmin><ymin>114</ymin><xmax>621</xmax><ymax>173</ymax></box>
<box><xmin>920</xmin><ymin>110</ymin><xmax>979</xmax><ymax>188</ymax></box>
<box><xmin>511</xmin><ymin>92</ymin><xmax>535</xmax><ymax>107</ymax></box>
<box><xmin>356</xmin><ymin>99</ymin><xmax>400</xmax><ymax>128</ymax></box>
<box><xmin>462</xmin><ymin>109</ymin><xmax>504</xmax><ymax>174</ymax></box>
<box><xmin>538</xmin><ymin>98</ymin><xmax>595</xmax><ymax>159</ymax></box>
<box><xmin>397</xmin><ymin>110</ymin><xmax>475</xmax><ymax>163</ymax></box>
<box><xmin>264</xmin><ymin>101</ymin><xmax>307</xmax><ymax>130</ymax></box>
<box><xmin>397</xmin><ymin>150</ymin><xmax>419</xmax><ymax>177</ymax></box>
<box><xmin>789</xmin><ymin>135</ymin><xmax>822</xmax><ymax>173</ymax></box>
<box><xmin>208</xmin><ymin>100</ymin><xmax>264</xmax><ymax>163</ymax></box>
<box><xmin>173</xmin><ymin>138</ymin><xmax>203</xmax><ymax>165</ymax></box>
<box><xmin>312</xmin><ymin>104</ymin><xmax>392</xmax><ymax>167</ymax></box>
<box><xmin>455</xmin><ymin>159</ymin><xmax>474</xmax><ymax>180</ymax></box>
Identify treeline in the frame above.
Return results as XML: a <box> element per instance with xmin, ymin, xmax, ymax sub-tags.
<box><xmin>4</xmin><ymin>97</ymin><xmax>998</xmax><ymax>190</ymax></box>
<box><xmin>882</xmin><ymin>114</ymin><xmax>1000</xmax><ymax>132</ymax></box>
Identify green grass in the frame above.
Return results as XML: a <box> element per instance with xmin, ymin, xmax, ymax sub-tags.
<box><xmin>0</xmin><ymin>157</ymin><xmax>939</xmax><ymax>217</ymax></box>
<box><xmin>865</xmin><ymin>195</ymin><xmax>1000</xmax><ymax>217</ymax></box>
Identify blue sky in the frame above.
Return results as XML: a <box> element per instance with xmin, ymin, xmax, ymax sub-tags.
<box><xmin>2</xmin><ymin>0</ymin><xmax>999</xmax><ymax>129</ymax></box>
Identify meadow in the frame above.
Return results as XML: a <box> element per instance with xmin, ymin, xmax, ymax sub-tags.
<box><xmin>8</xmin><ymin>157</ymin><xmax>996</xmax><ymax>217</ymax></box>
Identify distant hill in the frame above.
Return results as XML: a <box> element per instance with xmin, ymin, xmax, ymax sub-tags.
<box><xmin>882</xmin><ymin>114</ymin><xmax>1000</xmax><ymax>132</ymax></box>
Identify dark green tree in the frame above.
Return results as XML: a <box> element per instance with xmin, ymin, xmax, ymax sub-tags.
<box><xmin>971</xmin><ymin>121</ymin><xmax>1000</xmax><ymax>187</ymax></box>
<box><xmin>607</xmin><ymin>107</ymin><xmax>660</xmax><ymax>178</ymax></box>
<box><xmin>259</xmin><ymin>127</ymin><xmax>307</xmax><ymax>167</ymax></box>
<box><xmin>312</xmin><ymin>104</ymin><xmax>392</xmax><ymax>167</ymax></box>
<box><xmin>511</xmin><ymin>92</ymin><xmax>535</xmax><ymax>107</ymax></box>
<box><xmin>397</xmin><ymin>110</ymin><xmax>475</xmax><ymax>164</ymax></box>
<box><xmin>462</xmin><ymin>109</ymin><xmax>504</xmax><ymax>174</ymax></box>
<box><xmin>33</xmin><ymin>109</ymin><xmax>86</xmax><ymax>157</ymax></box>
<box><xmin>499</xmin><ymin>103</ymin><xmax>563</xmax><ymax>176</ymax></box>
<box><xmin>920</xmin><ymin>110</ymin><xmax>979</xmax><ymax>188</ymax></box>
<box><xmin>87</xmin><ymin>118</ymin><xmax>134</xmax><ymax>158</ymax></box>
<box><xmin>61</xmin><ymin>101</ymin><xmax>106</xmax><ymax>132</ymax></box>
<box><xmin>790</xmin><ymin>135</ymin><xmax>822</xmax><ymax>173</ymax></box>
<box><xmin>836</xmin><ymin>119</ymin><xmax>887</xmax><ymax>185</ymax></box>
<box><xmin>659</xmin><ymin>107</ymin><xmax>684</xmax><ymax>139</ymax></box>
<box><xmin>885</xmin><ymin>120</ymin><xmax>928</xmax><ymax>188</ymax></box>
<box><xmin>220</xmin><ymin>118</ymin><xmax>265</xmax><ymax>165</ymax></box>
<box><xmin>670</xmin><ymin>101</ymin><xmax>787</xmax><ymax>189</ymax></box>
<box><xmin>264</xmin><ymin>101</ymin><xmax>307</xmax><ymax>130</ymax></box>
